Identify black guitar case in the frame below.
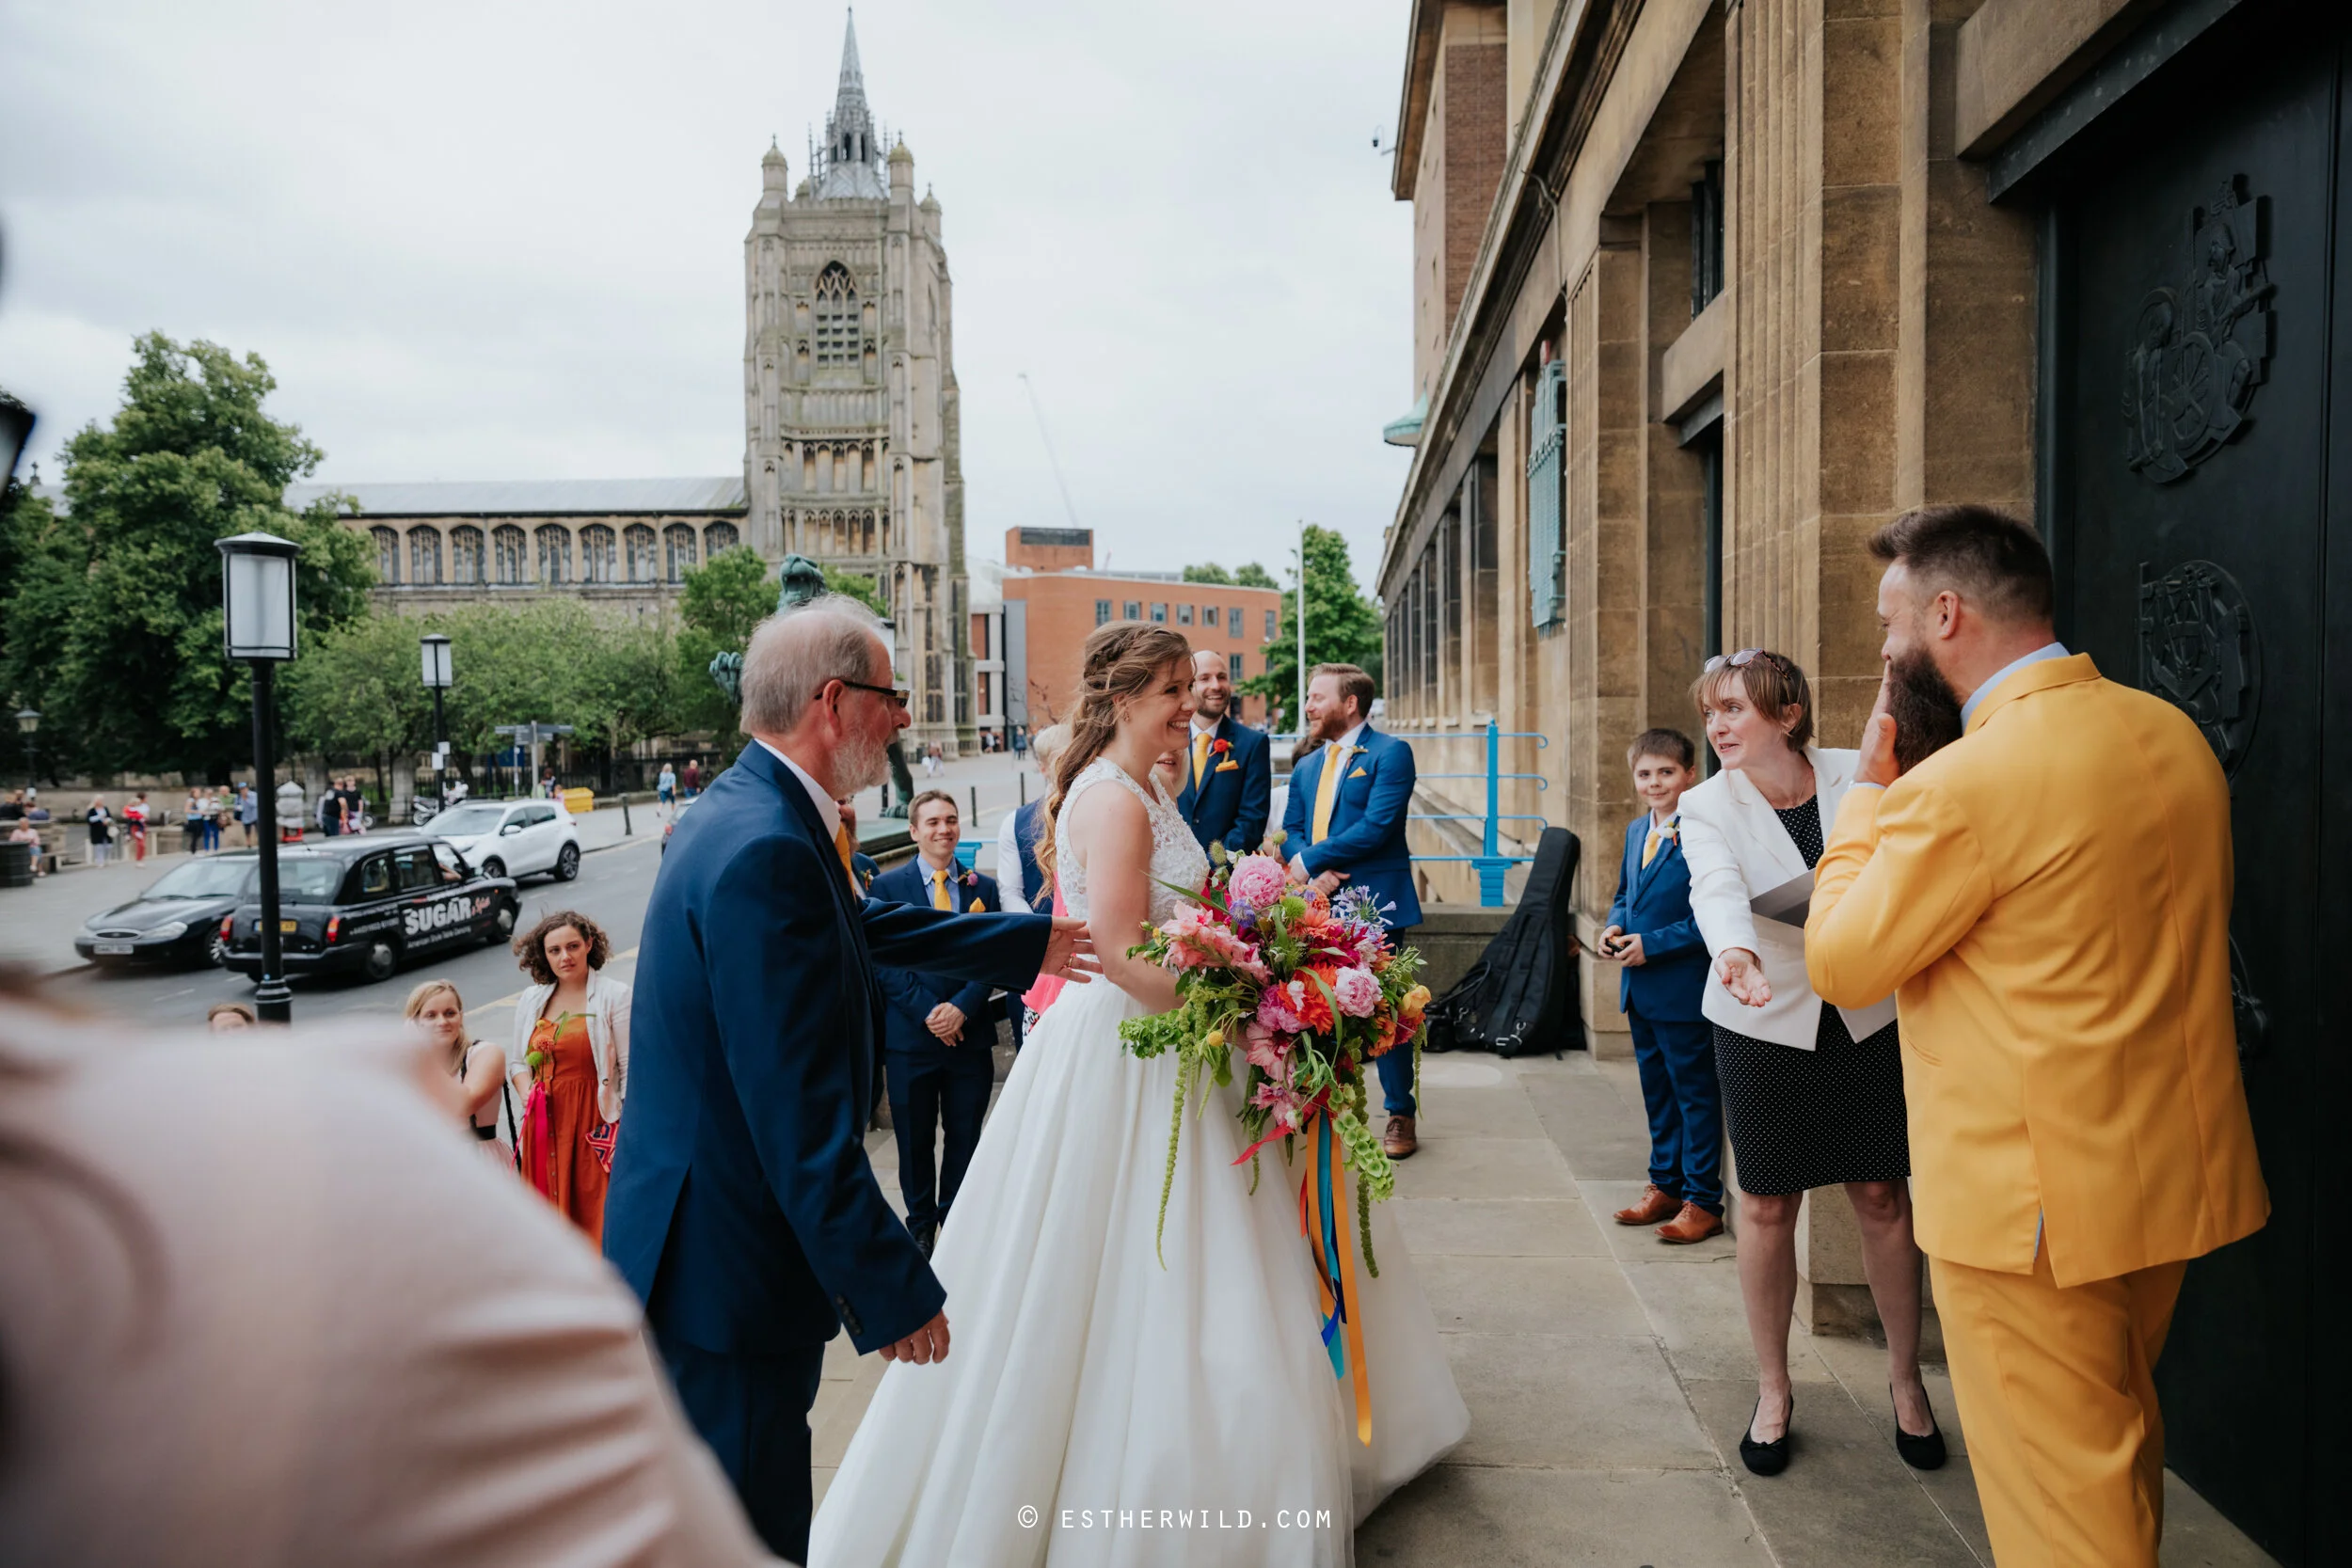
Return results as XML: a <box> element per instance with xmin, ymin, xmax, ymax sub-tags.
<box><xmin>1420</xmin><ymin>826</ymin><xmax>1584</xmax><ymax>1059</ymax></box>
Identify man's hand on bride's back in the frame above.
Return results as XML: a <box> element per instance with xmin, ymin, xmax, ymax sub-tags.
<box><xmin>881</xmin><ymin>1310</ymin><xmax>951</xmax><ymax>1366</ymax></box>
<box><xmin>1042</xmin><ymin>916</ymin><xmax>1102</xmax><ymax>985</ymax></box>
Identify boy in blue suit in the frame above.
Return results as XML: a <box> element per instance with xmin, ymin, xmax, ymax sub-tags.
<box><xmin>1597</xmin><ymin>728</ymin><xmax>1723</xmax><ymax>1243</ymax></box>
<box><xmin>1280</xmin><ymin>662</ymin><xmax>1425</xmax><ymax>1157</ymax></box>
<box><xmin>1176</xmin><ymin>649</ymin><xmax>1273</xmax><ymax>854</ymax></box>
<box><xmin>868</xmin><ymin>789</ymin><xmax>1000</xmax><ymax>1257</ymax></box>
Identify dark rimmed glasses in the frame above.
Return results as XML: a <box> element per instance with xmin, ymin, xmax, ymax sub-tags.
<box><xmin>1702</xmin><ymin>648</ymin><xmax>1790</xmax><ymax>675</ymax></box>
<box><xmin>834</xmin><ymin>675</ymin><xmax>912</xmax><ymax>710</ymax></box>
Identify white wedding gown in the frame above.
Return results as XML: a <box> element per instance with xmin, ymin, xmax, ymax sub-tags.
<box><xmin>809</xmin><ymin>759</ymin><xmax>1467</xmax><ymax>1567</ymax></box>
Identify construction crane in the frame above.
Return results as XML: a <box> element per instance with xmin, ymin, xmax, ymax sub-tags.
<box><xmin>1016</xmin><ymin>372</ymin><xmax>1083</xmax><ymax>532</ymax></box>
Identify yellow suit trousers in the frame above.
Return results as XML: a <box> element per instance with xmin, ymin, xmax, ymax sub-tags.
<box><xmin>1930</xmin><ymin>1248</ymin><xmax>2187</xmax><ymax>1568</ymax></box>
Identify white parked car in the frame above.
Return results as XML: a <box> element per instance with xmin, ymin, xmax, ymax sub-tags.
<box><xmin>424</xmin><ymin>800</ymin><xmax>580</xmax><ymax>883</ymax></box>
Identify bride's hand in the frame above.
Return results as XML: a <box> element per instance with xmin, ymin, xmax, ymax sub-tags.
<box><xmin>1042</xmin><ymin>917</ymin><xmax>1100</xmax><ymax>984</ymax></box>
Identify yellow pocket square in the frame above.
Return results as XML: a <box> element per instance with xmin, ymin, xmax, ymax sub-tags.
<box><xmin>1215</xmin><ymin>759</ymin><xmax>1240</xmax><ymax>772</ymax></box>
<box><xmin>1349</xmin><ymin>767</ymin><xmax>1369</xmax><ymax>779</ymax></box>
<box><xmin>967</xmin><ymin>897</ymin><xmax>986</xmax><ymax>913</ymax></box>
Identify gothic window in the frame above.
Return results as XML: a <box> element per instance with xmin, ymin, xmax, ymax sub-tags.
<box><xmin>451</xmin><ymin>527</ymin><xmax>485</xmax><ymax>585</ymax></box>
<box><xmin>624</xmin><ymin>524</ymin><xmax>658</xmax><ymax>582</ymax></box>
<box><xmin>492</xmin><ymin>526</ymin><xmax>527</xmax><ymax>585</ymax></box>
<box><xmin>408</xmin><ymin>528</ymin><xmax>442</xmax><ymax>586</ymax></box>
<box><xmin>372</xmin><ymin>527</ymin><xmax>400</xmax><ymax>584</ymax></box>
<box><xmin>664</xmin><ymin>523</ymin><xmax>698</xmax><ymax>583</ymax></box>
<box><xmin>862</xmin><ymin>511</ymin><xmax>876</xmax><ymax>554</ymax></box>
<box><xmin>706</xmin><ymin>520</ymin><xmax>740</xmax><ymax>556</ymax></box>
<box><xmin>1096</xmin><ymin>599</ymin><xmax>1112</xmax><ymax>626</ymax></box>
<box><xmin>534</xmin><ymin>525</ymin><xmax>572</xmax><ymax>586</ymax></box>
<box><xmin>815</xmin><ymin>263</ymin><xmax>857</xmax><ymax>366</ymax></box>
<box><xmin>580</xmin><ymin>524</ymin><xmax>616</xmax><ymax>583</ymax></box>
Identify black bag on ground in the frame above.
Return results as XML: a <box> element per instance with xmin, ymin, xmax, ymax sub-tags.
<box><xmin>1420</xmin><ymin>826</ymin><xmax>1584</xmax><ymax>1059</ymax></box>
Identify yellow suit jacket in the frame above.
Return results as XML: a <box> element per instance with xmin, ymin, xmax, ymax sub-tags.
<box><xmin>1806</xmin><ymin>654</ymin><xmax>2266</xmax><ymax>1285</ymax></box>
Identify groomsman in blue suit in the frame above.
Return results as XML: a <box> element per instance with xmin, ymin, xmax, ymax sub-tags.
<box><xmin>604</xmin><ymin>600</ymin><xmax>1094</xmax><ymax>1562</ymax></box>
<box><xmin>1280</xmin><ymin>661</ymin><xmax>1425</xmax><ymax>1157</ymax></box>
<box><xmin>868</xmin><ymin>789</ymin><xmax>1001</xmax><ymax>1258</ymax></box>
<box><xmin>1176</xmin><ymin>649</ymin><xmax>1273</xmax><ymax>855</ymax></box>
<box><xmin>1597</xmin><ymin>728</ymin><xmax>1723</xmax><ymax>1244</ymax></box>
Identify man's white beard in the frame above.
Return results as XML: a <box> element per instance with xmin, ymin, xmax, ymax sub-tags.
<box><xmin>838</xmin><ymin>731</ymin><xmax>891</xmax><ymax>794</ymax></box>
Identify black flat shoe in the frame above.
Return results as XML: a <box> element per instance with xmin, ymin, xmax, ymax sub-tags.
<box><xmin>1740</xmin><ymin>1392</ymin><xmax>1793</xmax><ymax>1476</ymax></box>
<box><xmin>1892</xmin><ymin>1385</ymin><xmax>1947</xmax><ymax>1470</ymax></box>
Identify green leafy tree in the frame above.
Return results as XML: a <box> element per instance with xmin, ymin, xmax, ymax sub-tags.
<box><xmin>2</xmin><ymin>335</ymin><xmax>374</xmax><ymax>780</ymax></box>
<box><xmin>1233</xmin><ymin>562</ymin><xmax>1279</xmax><ymax>590</ymax></box>
<box><xmin>1238</xmin><ymin>525</ymin><xmax>1384</xmax><ymax>725</ymax></box>
<box><xmin>1182</xmin><ymin>562</ymin><xmax>1233</xmax><ymax>585</ymax></box>
<box><xmin>822</xmin><ymin>564</ymin><xmax>888</xmax><ymax>616</ymax></box>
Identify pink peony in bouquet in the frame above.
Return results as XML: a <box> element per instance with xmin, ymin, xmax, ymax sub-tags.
<box><xmin>1118</xmin><ymin>835</ymin><xmax>1433</xmax><ymax>1444</ymax></box>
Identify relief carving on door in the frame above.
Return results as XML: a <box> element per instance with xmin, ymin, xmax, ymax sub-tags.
<box><xmin>2122</xmin><ymin>176</ymin><xmax>2275</xmax><ymax>483</ymax></box>
<box><xmin>2137</xmin><ymin>560</ymin><xmax>2260</xmax><ymax>777</ymax></box>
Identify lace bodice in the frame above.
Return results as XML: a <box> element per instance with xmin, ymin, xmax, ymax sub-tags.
<box><xmin>1053</xmin><ymin>757</ymin><xmax>1210</xmax><ymax>927</ymax></box>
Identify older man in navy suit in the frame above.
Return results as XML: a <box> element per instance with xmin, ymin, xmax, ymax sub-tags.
<box><xmin>603</xmin><ymin>597</ymin><xmax>1096</xmax><ymax>1562</ymax></box>
<box><xmin>1597</xmin><ymin>728</ymin><xmax>1722</xmax><ymax>1243</ymax></box>
<box><xmin>1176</xmin><ymin>649</ymin><xmax>1272</xmax><ymax>855</ymax></box>
<box><xmin>869</xmin><ymin>789</ymin><xmax>1002</xmax><ymax>1258</ymax></box>
<box><xmin>1280</xmin><ymin>662</ymin><xmax>1425</xmax><ymax>1157</ymax></box>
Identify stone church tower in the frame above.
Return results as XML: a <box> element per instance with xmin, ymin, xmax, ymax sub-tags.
<box><xmin>743</xmin><ymin>11</ymin><xmax>971</xmax><ymax>752</ymax></box>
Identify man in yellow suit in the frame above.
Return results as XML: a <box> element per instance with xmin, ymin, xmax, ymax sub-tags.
<box><xmin>1806</xmin><ymin>504</ymin><xmax>2266</xmax><ymax>1568</ymax></box>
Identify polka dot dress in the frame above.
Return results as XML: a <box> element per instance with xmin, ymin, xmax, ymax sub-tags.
<box><xmin>1711</xmin><ymin>797</ymin><xmax>1911</xmax><ymax>1196</ymax></box>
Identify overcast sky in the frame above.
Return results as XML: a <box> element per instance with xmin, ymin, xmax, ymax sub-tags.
<box><xmin>0</xmin><ymin>0</ymin><xmax>1417</xmax><ymax>589</ymax></box>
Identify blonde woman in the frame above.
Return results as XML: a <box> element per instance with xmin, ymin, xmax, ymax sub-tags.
<box><xmin>405</xmin><ymin>979</ymin><xmax>507</xmax><ymax>1157</ymax></box>
<box><xmin>508</xmin><ymin>910</ymin><xmax>631</xmax><ymax>1242</ymax></box>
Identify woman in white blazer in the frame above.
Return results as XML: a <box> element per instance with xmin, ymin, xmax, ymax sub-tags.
<box><xmin>1676</xmin><ymin>649</ymin><xmax>1941</xmax><ymax>1478</ymax></box>
<box><xmin>507</xmin><ymin>908</ymin><xmax>631</xmax><ymax>1242</ymax></box>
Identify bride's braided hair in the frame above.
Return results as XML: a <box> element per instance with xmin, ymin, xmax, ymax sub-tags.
<box><xmin>1037</xmin><ymin>621</ymin><xmax>1195</xmax><ymax>883</ymax></box>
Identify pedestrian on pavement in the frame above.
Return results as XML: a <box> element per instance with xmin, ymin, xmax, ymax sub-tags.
<box><xmin>83</xmin><ymin>798</ymin><xmax>112</xmax><ymax>866</ymax></box>
<box><xmin>124</xmin><ymin>792</ymin><xmax>151</xmax><ymax>863</ymax></box>
<box><xmin>1597</xmin><ymin>728</ymin><xmax>1723</xmax><ymax>1246</ymax></box>
<box><xmin>407</xmin><ymin>979</ymin><xmax>509</xmax><ymax>1164</ymax></box>
<box><xmin>182</xmin><ymin>791</ymin><xmax>203</xmax><ymax>856</ymax></box>
<box><xmin>682</xmin><ymin>757</ymin><xmax>701</xmax><ymax>798</ymax></box>
<box><xmin>657</xmin><ymin>762</ymin><xmax>677</xmax><ymax>814</ymax></box>
<box><xmin>507</xmin><ymin>909</ymin><xmax>631</xmax><ymax>1244</ymax></box>
<box><xmin>0</xmin><ymin>975</ymin><xmax>780</xmax><ymax>1568</ymax></box>
<box><xmin>237</xmin><ymin>784</ymin><xmax>258</xmax><ymax>846</ymax></box>
<box><xmin>206</xmin><ymin>1002</ymin><xmax>257</xmax><ymax>1032</ymax></box>
<box><xmin>1808</xmin><ymin>505</ymin><xmax>2266</xmax><ymax>1566</ymax></box>
<box><xmin>1676</xmin><ymin>648</ymin><xmax>1938</xmax><ymax>1478</ymax></box>
<box><xmin>203</xmin><ymin>792</ymin><xmax>223</xmax><ymax>852</ymax></box>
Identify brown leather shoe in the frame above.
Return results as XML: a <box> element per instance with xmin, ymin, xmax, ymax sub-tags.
<box><xmin>1382</xmin><ymin>1115</ymin><xmax>1418</xmax><ymax>1158</ymax></box>
<box><xmin>1656</xmin><ymin>1202</ymin><xmax>1724</xmax><ymax>1244</ymax></box>
<box><xmin>1613</xmin><ymin>1184</ymin><xmax>1682</xmax><ymax>1227</ymax></box>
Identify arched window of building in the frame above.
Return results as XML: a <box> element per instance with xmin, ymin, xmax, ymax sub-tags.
<box><xmin>664</xmin><ymin>523</ymin><xmax>698</xmax><ymax>583</ymax></box>
<box><xmin>862</xmin><ymin>511</ymin><xmax>877</xmax><ymax>554</ymax></box>
<box><xmin>706</xmin><ymin>520</ymin><xmax>740</xmax><ymax>556</ymax></box>
<box><xmin>814</xmin><ymin>262</ymin><xmax>856</xmax><ymax>366</ymax></box>
<box><xmin>625</xmin><ymin>524</ymin><xmax>658</xmax><ymax>582</ymax></box>
<box><xmin>371</xmin><ymin>527</ymin><xmax>400</xmax><ymax>584</ymax></box>
<box><xmin>451</xmin><ymin>526</ymin><xmax>485</xmax><ymax>584</ymax></box>
<box><xmin>408</xmin><ymin>527</ymin><xmax>442</xmax><ymax>586</ymax></box>
<box><xmin>580</xmin><ymin>524</ymin><xmax>616</xmax><ymax>583</ymax></box>
<box><xmin>492</xmin><ymin>526</ymin><xmax>527</xmax><ymax>585</ymax></box>
<box><xmin>535</xmin><ymin>524</ymin><xmax>571</xmax><ymax>586</ymax></box>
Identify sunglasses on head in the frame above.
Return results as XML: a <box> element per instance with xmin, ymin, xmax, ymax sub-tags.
<box><xmin>1702</xmin><ymin>648</ymin><xmax>1789</xmax><ymax>675</ymax></box>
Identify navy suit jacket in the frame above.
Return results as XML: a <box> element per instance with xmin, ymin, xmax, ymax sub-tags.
<box><xmin>1281</xmin><ymin>724</ymin><xmax>1422</xmax><ymax>927</ymax></box>
<box><xmin>602</xmin><ymin>743</ymin><xmax>1050</xmax><ymax>1356</ymax></box>
<box><xmin>1603</xmin><ymin>813</ymin><xmax>1708</xmax><ymax>1022</ymax></box>
<box><xmin>1175</xmin><ymin>714</ymin><xmax>1272</xmax><ymax>854</ymax></box>
<box><xmin>869</xmin><ymin>860</ymin><xmax>1001</xmax><ymax>1068</ymax></box>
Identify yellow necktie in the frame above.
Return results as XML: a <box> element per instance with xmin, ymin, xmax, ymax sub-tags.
<box><xmin>1641</xmin><ymin>827</ymin><xmax>1663</xmax><ymax>868</ymax></box>
<box><xmin>1311</xmin><ymin>742</ymin><xmax>1344</xmax><ymax>843</ymax></box>
<box><xmin>1191</xmin><ymin>730</ymin><xmax>1211</xmax><ymax>789</ymax></box>
<box><xmin>834</xmin><ymin>824</ymin><xmax>858</xmax><ymax>885</ymax></box>
<box><xmin>930</xmin><ymin>867</ymin><xmax>952</xmax><ymax>911</ymax></box>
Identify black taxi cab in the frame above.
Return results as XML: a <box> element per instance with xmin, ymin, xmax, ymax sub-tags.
<box><xmin>221</xmin><ymin>833</ymin><xmax>521</xmax><ymax>986</ymax></box>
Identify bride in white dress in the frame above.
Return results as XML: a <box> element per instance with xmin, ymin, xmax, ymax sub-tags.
<box><xmin>810</xmin><ymin>623</ymin><xmax>1467</xmax><ymax>1567</ymax></box>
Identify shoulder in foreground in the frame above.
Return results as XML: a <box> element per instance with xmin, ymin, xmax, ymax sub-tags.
<box><xmin>1675</xmin><ymin>769</ymin><xmax>1733</xmax><ymax>816</ymax></box>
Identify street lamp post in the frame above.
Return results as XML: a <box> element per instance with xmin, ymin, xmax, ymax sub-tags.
<box><xmin>217</xmin><ymin>531</ymin><xmax>301</xmax><ymax>1024</ymax></box>
<box><xmin>13</xmin><ymin>707</ymin><xmax>37</xmax><ymax>795</ymax></box>
<box><xmin>420</xmin><ymin>634</ymin><xmax>453</xmax><ymax>816</ymax></box>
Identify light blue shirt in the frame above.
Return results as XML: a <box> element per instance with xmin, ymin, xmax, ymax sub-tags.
<box><xmin>1959</xmin><ymin>641</ymin><xmax>2070</xmax><ymax>729</ymax></box>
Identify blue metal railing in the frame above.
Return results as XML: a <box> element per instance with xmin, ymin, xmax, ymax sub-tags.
<box><xmin>1401</xmin><ymin>719</ymin><xmax>1549</xmax><ymax>907</ymax></box>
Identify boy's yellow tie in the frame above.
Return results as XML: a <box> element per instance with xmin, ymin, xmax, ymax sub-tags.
<box><xmin>1641</xmin><ymin>827</ymin><xmax>1663</xmax><ymax>868</ymax></box>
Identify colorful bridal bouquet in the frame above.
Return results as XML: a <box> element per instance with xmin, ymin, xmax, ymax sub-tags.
<box><xmin>1118</xmin><ymin>835</ymin><xmax>1432</xmax><ymax>1443</ymax></box>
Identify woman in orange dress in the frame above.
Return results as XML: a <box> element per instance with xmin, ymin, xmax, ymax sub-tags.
<box><xmin>506</xmin><ymin>909</ymin><xmax>631</xmax><ymax>1243</ymax></box>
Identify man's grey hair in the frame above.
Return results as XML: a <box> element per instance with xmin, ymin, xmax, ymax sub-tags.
<box><xmin>740</xmin><ymin>594</ymin><xmax>888</xmax><ymax>735</ymax></box>
<box><xmin>1029</xmin><ymin>722</ymin><xmax>1071</xmax><ymax>770</ymax></box>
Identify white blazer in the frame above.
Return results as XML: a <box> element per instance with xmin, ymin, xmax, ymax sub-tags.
<box><xmin>1675</xmin><ymin>745</ymin><xmax>1899</xmax><ymax>1051</ymax></box>
<box><xmin>508</xmin><ymin>969</ymin><xmax>632</xmax><ymax>1124</ymax></box>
